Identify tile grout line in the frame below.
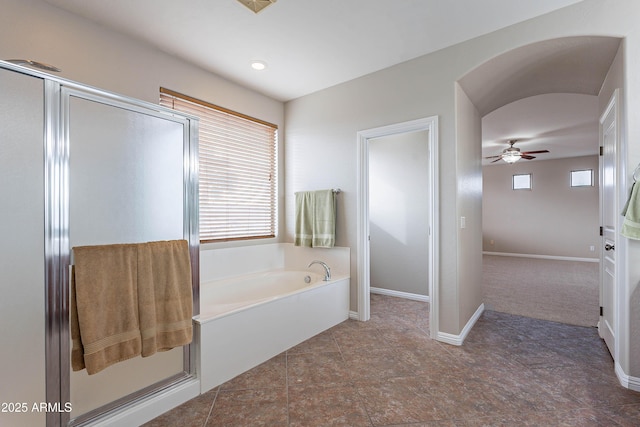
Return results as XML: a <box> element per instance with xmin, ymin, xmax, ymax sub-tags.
<box><xmin>202</xmin><ymin>387</ymin><xmax>220</xmax><ymax>427</ymax></box>
<box><xmin>150</xmin><ymin>294</ymin><xmax>640</xmax><ymax>425</ymax></box>
<box><xmin>285</xmin><ymin>350</ymin><xmax>290</xmax><ymax>426</ymax></box>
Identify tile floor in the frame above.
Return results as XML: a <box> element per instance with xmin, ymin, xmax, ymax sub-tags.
<box><xmin>144</xmin><ymin>294</ymin><xmax>640</xmax><ymax>426</ymax></box>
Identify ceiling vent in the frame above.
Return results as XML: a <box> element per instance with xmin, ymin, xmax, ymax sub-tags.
<box><xmin>237</xmin><ymin>0</ymin><xmax>277</xmax><ymax>14</ymax></box>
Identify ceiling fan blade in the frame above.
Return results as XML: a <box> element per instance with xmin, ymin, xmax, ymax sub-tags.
<box><xmin>484</xmin><ymin>155</ymin><xmax>501</xmax><ymax>159</ymax></box>
<box><xmin>521</xmin><ymin>150</ymin><xmax>549</xmax><ymax>155</ymax></box>
<box><xmin>522</xmin><ymin>155</ymin><xmax>536</xmax><ymax>160</ymax></box>
<box><xmin>490</xmin><ymin>158</ymin><xmax>502</xmax><ymax>163</ymax></box>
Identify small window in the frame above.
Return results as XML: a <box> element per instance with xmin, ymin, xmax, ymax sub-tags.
<box><xmin>513</xmin><ymin>173</ymin><xmax>532</xmax><ymax>190</ymax></box>
<box><xmin>571</xmin><ymin>169</ymin><xmax>593</xmax><ymax>187</ymax></box>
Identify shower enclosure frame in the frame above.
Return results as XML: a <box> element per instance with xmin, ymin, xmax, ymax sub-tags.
<box><xmin>0</xmin><ymin>61</ymin><xmax>200</xmax><ymax>427</ymax></box>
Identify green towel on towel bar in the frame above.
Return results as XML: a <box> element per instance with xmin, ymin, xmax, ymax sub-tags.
<box><xmin>622</xmin><ymin>182</ymin><xmax>640</xmax><ymax>240</ymax></box>
<box><xmin>295</xmin><ymin>189</ymin><xmax>336</xmax><ymax>248</ymax></box>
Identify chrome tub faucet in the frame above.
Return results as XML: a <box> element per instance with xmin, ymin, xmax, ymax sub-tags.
<box><xmin>308</xmin><ymin>260</ymin><xmax>331</xmax><ymax>281</ymax></box>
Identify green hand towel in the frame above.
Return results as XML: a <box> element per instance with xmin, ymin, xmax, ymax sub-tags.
<box><xmin>295</xmin><ymin>191</ymin><xmax>313</xmax><ymax>247</ymax></box>
<box><xmin>622</xmin><ymin>182</ymin><xmax>640</xmax><ymax>240</ymax></box>
<box><xmin>312</xmin><ymin>190</ymin><xmax>336</xmax><ymax>248</ymax></box>
<box><xmin>294</xmin><ymin>190</ymin><xmax>336</xmax><ymax>248</ymax></box>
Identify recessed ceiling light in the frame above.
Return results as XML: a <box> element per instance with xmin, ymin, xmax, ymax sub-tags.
<box><xmin>251</xmin><ymin>60</ymin><xmax>267</xmax><ymax>71</ymax></box>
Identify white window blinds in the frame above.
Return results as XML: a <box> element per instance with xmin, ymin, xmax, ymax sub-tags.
<box><xmin>160</xmin><ymin>88</ymin><xmax>277</xmax><ymax>242</ymax></box>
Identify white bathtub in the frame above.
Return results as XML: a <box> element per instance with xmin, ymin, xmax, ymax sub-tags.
<box><xmin>194</xmin><ymin>269</ymin><xmax>350</xmax><ymax>393</ymax></box>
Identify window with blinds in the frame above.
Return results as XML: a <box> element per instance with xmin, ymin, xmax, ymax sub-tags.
<box><xmin>160</xmin><ymin>88</ymin><xmax>277</xmax><ymax>243</ymax></box>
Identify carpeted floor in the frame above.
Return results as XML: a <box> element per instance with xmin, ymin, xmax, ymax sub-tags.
<box><xmin>482</xmin><ymin>255</ymin><xmax>600</xmax><ymax>327</ymax></box>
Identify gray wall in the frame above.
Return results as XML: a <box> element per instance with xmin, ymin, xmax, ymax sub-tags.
<box><xmin>455</xmin><ymin>83</ymin><xmax>484</xmax><ymax>328</ymax></box>
<box><xmin>0</xmin><ymin>0</ymin><xmax>285</xmax><ymax>420</ymax></box>
<box><xmin>0</xmin><ymin>0</ymin><xmax>285</xmax><ymax>249</ymax></box>
<box><xmin>284</xmin><ymin>0</ymin><xmax>640</xmax><ymax>376</ymax></box>
<box><xmin>483</xmin><ymin>156</ymin><xmax>600</xmax><ymax>259</ymax></box>
<box><xmin>3</xmin><ymin>0</ymin><xmax>640</xmax><ymax>381</ymax></box>
<box><xmin>369</xmin><ymin>131</ymin><xmax>429</xmax><ymax>296</ymax></box>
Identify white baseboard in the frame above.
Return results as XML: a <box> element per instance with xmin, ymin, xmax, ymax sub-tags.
<box><xmin>370</xmin><ymin>287</ymin><xmax>430</xmax><ymax>303</ymax></box>
<box><xmin>483</xmin><ymin>251</ymin><xmax>599</xmax><ymax>263</ymax></box>
<box><xmin>350</xmin><ymin>289</ymin><xmax>430</xmax><ymax>321</ymax></box>
<box><xmin>615</xmin><ymin>362</ymin><xmax>640</xmax><ymax>392</ymax></box>
<box><xmin>437</xmin><ymin>303</ymin><xmax>485</xmax><ymax>346</ymax></box>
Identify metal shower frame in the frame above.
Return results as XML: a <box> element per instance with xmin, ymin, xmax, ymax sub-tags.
<box><xmin>0</xmin><ymin>61</ymin><xmax>200</xmax><ymax>427</ymax></box>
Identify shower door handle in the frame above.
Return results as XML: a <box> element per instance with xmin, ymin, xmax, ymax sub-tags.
<box><xmin>605</xmin><ymin>244</ymin><xmax>615</xmax><ymax>251</ymax></box>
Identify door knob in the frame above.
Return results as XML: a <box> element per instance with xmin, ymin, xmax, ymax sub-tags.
<box><xmin>605</xmin><ymin>244</ymin><xmax>615</xmax><ymax>251</ymax></box>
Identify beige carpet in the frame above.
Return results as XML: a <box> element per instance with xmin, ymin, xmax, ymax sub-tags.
<box><xmin>482</xmin><ymin>255</ymin><xmax>599</xmax><ymax>327</ymax></box>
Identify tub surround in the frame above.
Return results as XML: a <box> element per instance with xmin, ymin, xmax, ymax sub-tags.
<box><xmin>196</xmin><ymin>270</ymin><xmax>345</xmax><ymax>321</ymax></box>
<box><xmin>199</xmin><ymin>243</ymin><xmax>350</xmax><ymax>282</ymax></box>
<box><xmin>200</xmin><ymin>243</ymin><xmax>286</xmax><ymax>282</ymax></box>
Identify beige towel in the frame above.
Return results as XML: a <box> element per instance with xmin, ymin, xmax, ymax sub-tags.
<box><xmin>71</xmin><ymin>240</ymin><xmax>193</xmax><ymax>374</ymax></box>
<box><xmin>71</xmin><ymin>244</ymin><xmax>141</xmax><ymax>375</ymax></box>
<box><xmin>138</xmin><ymin>240</ymin><xmax>193</xmax><ymax>357</ymax></box>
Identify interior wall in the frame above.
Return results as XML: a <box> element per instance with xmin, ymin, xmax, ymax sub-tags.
<box><xmin>3</xmin><ymin>0</ymin><xmax>640</xmax><ymax>381</ymax></box>
<box><xmin>0</xmin><ymin>0</ymin><xmax>285</xmax><ymax>249</ymax></box>
<box><xmin>284</xmin><ymin>57</ymin><xmax>458</xmax><ymax>330</ymax></box>
<box><xmin>285</xmin><ymin>0</ymin><xmax>640</xmax><ymax>348</ymax></box>
<box><xmin>455</xmin><ymin>83</ymin><xmax>484</xmax><ymax>329</ymax></box>
<box><xmin>369</xmin><ymin>131</ymin><xmax>429</xmax><ymax>297</ymax></box>
<box><xmin>483</xmin><ymin>155</ymin><xmax>600</xmax><ymax>259</ymax></box>
<box><xmin>0</xmin><ymin>0</ymin><xmax>286</xmax><ymax>419</ymax></box>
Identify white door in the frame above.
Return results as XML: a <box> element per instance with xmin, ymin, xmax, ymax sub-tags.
<box><xmin>599</xmin><ymin>90</ymin><xmax>618</xmax><ymax>357</ymax></box>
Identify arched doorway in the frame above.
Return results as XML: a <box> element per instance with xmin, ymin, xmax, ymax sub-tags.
<box><xmin>456</xmin><ymin>36</ymin><xmax>624</xmax><ymax>358</ymax></box>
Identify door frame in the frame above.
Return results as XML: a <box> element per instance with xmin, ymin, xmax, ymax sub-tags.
<box><xmin>356</xmin><ymin>116</ymin><xmax>439</xmax><ymax>338</ymax></box>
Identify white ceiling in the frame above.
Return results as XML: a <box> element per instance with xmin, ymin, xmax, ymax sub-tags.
<box><xmin>41</xmin><ymin>0</ymin><xmax>614</xmax><ymax>164</ymax></box>
<box><xmin>482</xmin><ymin>93</ymin><xmax>599</xmax><ymax>165</ymax></box>
<box><xmin>463</xmin><ymin>36</ymin><xmax>621</xmax><ymax>165</ymax></box>
<box><xmin>459</xmin><ymin>36</ymin><xmax>621</xmax><ymax>117</ymax></box>
<box><xmin>42</xmin><ymin>0</ymin><xmax>584</xmax><ymax>102</ymax></box>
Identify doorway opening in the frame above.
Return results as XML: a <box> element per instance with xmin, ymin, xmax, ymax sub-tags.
<box><xmin>457</xmin><ymin>35</ymin><xmax>624</xmax><ymax>360</ymax></box>
<box><xmin>481</xmin><ymin>93</ymin><xmax>601</xmax><ymax>328</ymax></box>
<box><xmin>356</xmin><ymin>117</ymin><xmax>439</xmax><ymax>338</ymax></box>
<box><xmin>369</xmin><ymin>130</ymin><xmax>430</xmax><ymax>302</ymax></box>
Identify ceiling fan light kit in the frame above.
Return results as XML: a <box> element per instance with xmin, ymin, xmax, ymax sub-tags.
<box><xmin>501</xmin><ymin>151</ymin><xmax>521</xmax><ymax>163</ymax></box>
<box><xmin>237</xmin><ymin>0</ymin><xmax>277</xmax><ymax>14</ymax></box>
<box><xmin>485</xmin><ymin>139</ymin><xmax>550</xmax><ymax>164</ymax></box>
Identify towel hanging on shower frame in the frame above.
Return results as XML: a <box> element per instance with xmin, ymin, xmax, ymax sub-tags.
<box><xmin>621</xmin><ymin>163</ymin><xmax>640</xmax><ymax>240</ymax></box>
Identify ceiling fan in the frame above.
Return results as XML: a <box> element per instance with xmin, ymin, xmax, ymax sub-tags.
<box><xmin>485</xmin><ymin>139</ymin><xmax>549</xmax><ymax>164</ymax></box>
